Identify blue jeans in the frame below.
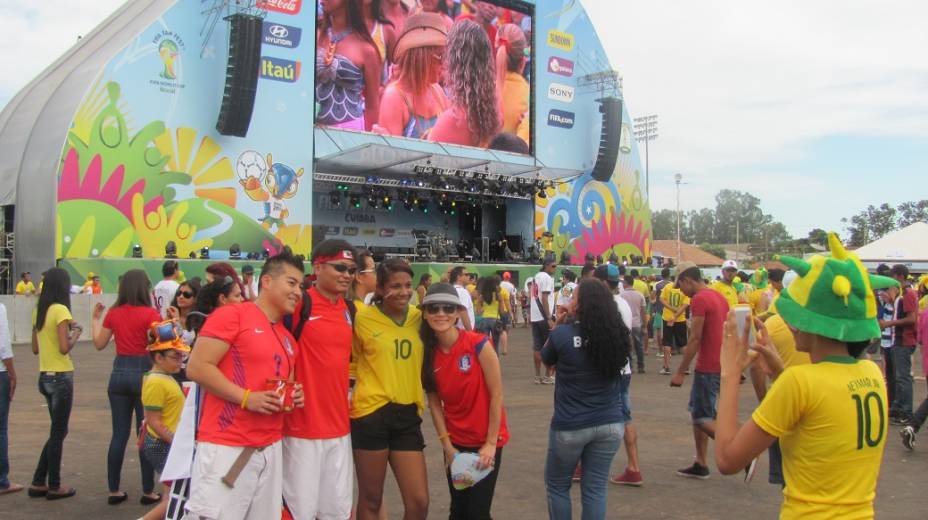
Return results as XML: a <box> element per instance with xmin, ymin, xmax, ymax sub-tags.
<box><xmin>892</xmin><ymin>346</ymin><xmax>915</xmax><ymax>419</ymax></box>
<box><xmin>545</xmin><ymin>423</ymin><xmax>625</xmax><ymax>520</ymax></box>
<box><xmin>0</xmin><ymin>372</ymin><xmax>10</xmax><ymax>488</ymax></box>
<box><xmin>32</xmin><ymin>372</ymin><xmax>73</xmax><ymax>489</ymax></box>
<box><xmin>107</xmin><ymin>355</ymin><xmax>154</xmax><ymax>493</ymax></box>
<box><xmin>477</xmin><ymin>318</ymin><xmax>501</xmax><ymax>350</ymax></box>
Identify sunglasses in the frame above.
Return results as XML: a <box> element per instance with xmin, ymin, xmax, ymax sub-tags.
<box><xmin>177</xmin><ymin>290</ymin><xmax>195</xmax><ymax>298</ymax></box>
<box><xmin>425</xmin><ymin>304</ymin><xmax>459</xmax><ymax>315</ymax></box>
<box><xmin>325</xmin><ymin>262</ymin><xmax>358</xmax><ymax>275</ymax></box>
<box><xmin>221</xmin><ymin>275</ymin><xmax>236</xmax><ymax>287</ymax></box>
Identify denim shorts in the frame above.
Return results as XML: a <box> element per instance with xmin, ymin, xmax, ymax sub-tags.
<box><xmin>688</xmin><ymin>371</ymin><xmax>720</xmax><ymax>424</ymax></box>
<box><xmin>142</xmin><ymin>434</ymin><xmax>170</xmax><ymax>473</ymax></box>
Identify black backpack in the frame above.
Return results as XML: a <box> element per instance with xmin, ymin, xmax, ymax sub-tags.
<box><xmin>284</xmin><ymin>287</ymin><xmax>358</xmax><ymax>339</ymax></box>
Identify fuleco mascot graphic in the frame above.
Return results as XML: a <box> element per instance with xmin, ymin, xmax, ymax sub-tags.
<box><xmin>159</xmin><ymin>40</ymin><xmax>179</xmax><ymax>80</ymax></box>
<box><xmin>237</xmin><ymin>151</ymin><xmax>304</xmax><ymax>231</ymax></box>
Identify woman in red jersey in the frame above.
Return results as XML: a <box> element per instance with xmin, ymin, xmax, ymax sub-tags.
<box><xmin>421</xmin><ymin>282</ymin><xmax>508</xmax><ymax>519</ymax></box>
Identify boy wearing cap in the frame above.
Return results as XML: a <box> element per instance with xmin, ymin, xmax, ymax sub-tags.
<box><xmin>531</xmin><ymin>260</ymin><xmax>557</xmax><ymax>384</ymax></box>
<box><xmin>715</xmin><ymin>233</ymin><xmax>893</xmax><ymax>519</ymax></box>
<box><xmin>710</xmin><ymin>260</ymin><xmax>740</xmax><ymax>308</ymax></box>
<box><xmin>670</xmin><ymin>261</ymin><xmax>731</xmax><ymax>480</ymax></box>
<box><xmin>499</xmin><ymin>272</ymin><xmax>516</xmax><ymax>352</ymax></box>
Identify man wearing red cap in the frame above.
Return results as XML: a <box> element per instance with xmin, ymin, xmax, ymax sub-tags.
<box><xmin>499</xmin><ymin>272</ymin><xmax>516</xmax><ymax>355</ymax></box>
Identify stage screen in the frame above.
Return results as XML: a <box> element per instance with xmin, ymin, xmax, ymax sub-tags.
<box><xmin>313</xmin><ymin>0</ymin><xmax>534</xmax><ymax>154</ymax></box>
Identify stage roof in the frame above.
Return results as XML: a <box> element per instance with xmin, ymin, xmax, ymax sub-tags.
<box><xmin>313</xmin><ymin>127</ymin><xmax>584</xmax><ymax>181</ymax></box>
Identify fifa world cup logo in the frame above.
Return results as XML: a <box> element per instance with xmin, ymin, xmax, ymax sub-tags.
<box><xmin>159</xmin><ymin>39</ymin><xmax>179</xmax><ymax>80</ymax></box>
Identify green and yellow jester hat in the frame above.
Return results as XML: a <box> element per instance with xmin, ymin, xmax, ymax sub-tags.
<box><xmin>750</xmin><ymin>268</ymin><xmax>769</xmax><ymax>289</ymax></box>
<box><xmin>775</xmin><ymin>232</ymin><xmax>898</xmax><ymax>342</ymax></box>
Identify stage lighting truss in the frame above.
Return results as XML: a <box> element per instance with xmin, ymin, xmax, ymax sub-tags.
<box><xmin>314</xmin><ymin>170</ymin><xmax>560</xmax><ymax>201</ymax></box>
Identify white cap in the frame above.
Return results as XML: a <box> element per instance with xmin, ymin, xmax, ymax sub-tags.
<box><xmin>722</xmin><ymin>260</ymin><xmax>738</xmax><ymax>270</ymax></box>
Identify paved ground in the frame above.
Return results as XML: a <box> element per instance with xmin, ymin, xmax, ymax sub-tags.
<box><xmin>0</xmin><ymin>328</ymin><xmax>923</xmax><ymax>519</ymax></box>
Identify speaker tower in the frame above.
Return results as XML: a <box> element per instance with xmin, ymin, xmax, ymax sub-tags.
<box><xmin>591</xmin><ymin>97</ymin><xmax>622</xmax><ymax>182</ymax></box>
<box><xmin>216</xmin><ymin>14</ymin><xmax>262</xmax><ymax>137</ymax></box>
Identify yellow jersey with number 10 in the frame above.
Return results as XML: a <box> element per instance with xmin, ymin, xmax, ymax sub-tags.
<box><xmin>752</xmin><ymin>357</ymin><xmax>886</xmax><ymax>519</ymax></box>
<box><xmin>350</xmin><ymin>304</ymin><xmax>424</xmax><ymax>419</ymax></box>
<box><xmin>660</xmin><ymin>284</ymin><xmax>689</xmax><ymax>323</ymax></box>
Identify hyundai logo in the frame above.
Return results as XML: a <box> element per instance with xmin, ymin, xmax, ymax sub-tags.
<box><xmin>269</xmin><ymin>25</ymin><xmax>289</xmax><ymax>38</ymax></box>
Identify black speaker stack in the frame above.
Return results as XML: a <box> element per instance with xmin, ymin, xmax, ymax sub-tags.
<box><xmin>591</xmin><ymin>97</ymin><xmax>623</xmax><ymax>182</ymax></box>
<box><xmin>216</xmin><ymin>14</ymin><xmax>263</xmax><ymax>137</ymax></box>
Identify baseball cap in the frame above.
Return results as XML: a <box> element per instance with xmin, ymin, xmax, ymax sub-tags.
<box><xmin>721</xmin><ymin>260</ymin><xmax>738</xmax><ymax>271</ymax></box>
<box><xmin>502</xmin><ymin>271</ymin><xmax>511</xmax><ymax>281</ymax></box>
<box><xmin>242</xmin><ymin>264</ymin><xmax>255</xmax><ymax>274</ymax></box>
<box><xmin>420</xmin><ymin>282</ymin><xmax>463</xmax><ymax>308</ymax></box>
<box><xmin>674</xmin><ymin>261</ymin><xmax>699</xmax><ymax>287</ymax></box>
<box><xmin>593</xmin><ymin>264</ymin><xmax>620</xmax><ymax>282</ymax></box>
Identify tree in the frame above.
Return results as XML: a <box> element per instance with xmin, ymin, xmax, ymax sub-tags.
<box><xmin>698</xmin><ymin>243</ymin><xmax>726</xmax><ymax>260</ymax></box>
<box><xmin>841</xmin><ymin>203</ymin><xmax>897</xmax><ymax>247</ymax></box>
<box><xmin>897</xmin><ymin>200</ymin><xmax>928</xmax><ymax>227</ymax></box>
<box><xmin>806</xmin><ymin>228</ymin><xmax>828</xmax><ymax>246</ymax></box>
<box><xmin>651</xmin><ymin>209</ymin><xmax>677</xmax><ymax>240</ymax></box>
<box><xmin>688</xmin><ymin>208</ymin><xmax>716</xmax><ymax>244</ymax></box>
<box><xmin>713</xmin><ymin>190</ymin><xmax>768</xmax><ymax>244</ymax></box>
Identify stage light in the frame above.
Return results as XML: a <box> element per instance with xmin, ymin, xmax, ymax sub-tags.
<box><xmin>199</xmin><ymin>246</ymin><xmax>210</xmax><ymax>259</ymax></box>
<box><xmin>262</xmin><ymin>248</ymin><xmax>270</xmax><ymax>259</ymax></box>
<box><xmin>418</xmin><ymin>199</ymin><xmax>430</xmax><ymax>213</ymax></box>
<box><xmin>366</xmin><ymin>175</ymin><xmax>378</xmax><ymax>184</ymax></box>
<box><xmin>329</xmin><ymin>190</ymin><xmax>342</xmax><ymax>206</ymax></box>
<box><xmin>132</xmin><ymin>244</ymin><xmax>143</xmax><ymax>258</ymax></box>
<box><xmin>229</xmin><ymin>243</ymin><xmax>242</xmax><ymax>259</ymax></box>
<box><xmin>349</xmin><ymin>194</ymin><xmax>361</xmax><ymax>208</ymax></box>
<box><xmin>164</xmin><ymin>241</ymin><xmax>177</xmax><ymax>258</ymax></box>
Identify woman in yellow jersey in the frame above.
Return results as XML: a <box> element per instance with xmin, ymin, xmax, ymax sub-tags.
<box><xmin>28</xmin><ymin>268</ymin><xmax>83</xmax><ymax>500</ymax></box>
<box><xmin>351</xmin><ymin>258</ymin><xmax>428</xmax><ymax>520</ymax></box>
<box><xmin>715</xmin><ymin>233</ymin><xmax>897</xmax><ymax>519</ymax></box>
<box><xmin>474</xmin><ymin>275</ymin><xmax>503</xmax><ymax>349</ymax></box>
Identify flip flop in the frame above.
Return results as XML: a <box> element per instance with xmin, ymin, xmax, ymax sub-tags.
<box><xmin>107</xmin><ymin>491</ymin><xmax>128</xmax><ymax>505</ymax></box>
<box><xmin>46</xmin><ymin>487</ymin><xmax>76</xmax><ymax>500</ymax></box>
<box><xmin>0</xmin><ymin>483</ymin><xmax>24</xmax><ymax>495</ymax></box>
<box><xmin>27</xmin><ymin>486</ymin><xmax>48</xmax><ymax>498</ymax></box>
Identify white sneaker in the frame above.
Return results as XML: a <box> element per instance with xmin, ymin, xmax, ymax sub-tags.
<box><xmin>542</xmin><ymin>376</ymin><xmax>555</xmax><ymax>385</ymax></box>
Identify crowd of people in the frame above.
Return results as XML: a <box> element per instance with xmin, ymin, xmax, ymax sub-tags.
<box><xmin>315</xmin><ymin>0</ymin><xmax>532</xmax><ymax>153</ymax></box>
<box><xmin>0</xmin><ymin>231</ymin><xmax>925</xmax><ymax>519</ymax></box>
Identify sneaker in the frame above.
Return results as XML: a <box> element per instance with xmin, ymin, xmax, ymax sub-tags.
<box><xmin>676</xmin><ymin>462</ymin><xmax>710</xmax><ymax>480</ymax></box>
<box><xmin>891</xmin><ymin>416</ymin><xmax>910</xmax><ymax>426</ymax></box>
<box><xmin>609</xmin><ymin>469</ymin><xmax>643</xmax><ymax>487</ymax></box>
<box><xmin>533</xmin><ymin>376</ymin><xmax>543</xmax><ymax>385</ymax></box>
<box><xmin>901</xmin><ymin>425</ymin><xmax>917</xmax><ymax>451</ymax></box>
<box><xmin>685</xmin><ymin>369</ymin><xmax>691</xmax><ymax>375</ymax></box>
<box><xmin>659</xmin><ymin>368</ymin><xmax>671</xmax><ymax>375</ymax></box>
<box><xmin>744</xmin><ymin>457</ymin><xmax>758</xmax><ymax>483</ymax></box>
<box><xmin>542</xmin><ymin>376</ymin><xmax>555</xmax><ymax>385</ymax></box>
<box><xmin>656</xmin><ymin>352</ymin><xmax>664</xmax><ymax>358</ymax></box>
<box><xmin>572</xmin><ymin>465</ymin><xmax>582</xmax><ymax>482</ymax></box>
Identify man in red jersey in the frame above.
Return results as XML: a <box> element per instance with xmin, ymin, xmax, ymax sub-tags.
<box><xmin>282</xmin><ymin>240</ymin><xmax>358</xmax><ymax>519</ymax></box>
<box><xmin>184</xmin><ymin>248</ymin><xmax>305</xmax><ymax>520</ymax></box>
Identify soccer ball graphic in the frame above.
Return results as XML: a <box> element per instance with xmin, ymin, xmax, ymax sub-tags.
<box><xmin>236</xmin><ymin>150</ymin><xmax>268</xmax><ymax>181</ymax></box>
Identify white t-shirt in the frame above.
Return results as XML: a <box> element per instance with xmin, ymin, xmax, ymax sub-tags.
<box><xmin>153</xmin><ymin>279</ymin><xmax>180</xmax><ymax>318</ymax></box>
<box><xmin>530</xmin><ymin>271</ymin><xmax>555</xmax><ymax>322</ymax></box>
<box><xmin>500</xmin><ymin>280</ymin><xmax>516</xmax><ymax>307</ymax></box>
<box><xmin>455</xmin><ymin>285</ymin><xmax>475</xmax><ymax>330</ymax></box>
<box><xmin>613</xmin><ymin>295</ymin><xmax>633</xmax><ymax>330</ymax></box>
<box><xmin>0</xmin><ymin>304</ymin><xmax>12</xmax><ymax>372</ymax></box>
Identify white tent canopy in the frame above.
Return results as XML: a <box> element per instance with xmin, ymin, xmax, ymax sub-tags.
<box><xmin>854</xmin><ymin>222</ymin><xmax>928</xmax><ymax>271</ymax></box>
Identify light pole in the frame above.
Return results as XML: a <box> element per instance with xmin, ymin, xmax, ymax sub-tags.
<box><xmin>675</xmin><ymin>173</ymin><xmax>682</xmax><ymax>264</ymax></box>
<box><xmin>634</xmin><ymin>114</ymin><xmax>658</xmax><ymax>200</ymax></box>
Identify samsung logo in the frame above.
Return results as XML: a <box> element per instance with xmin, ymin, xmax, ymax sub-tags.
<box><xmin>547</xmin><ymin>83</ymin><xmax>574</xmax><ymax>103</ymax></box>
<box><xmin>547</xmin><ymin>109</ymin><xmax>575</xmax><ymax>129</ymax></box>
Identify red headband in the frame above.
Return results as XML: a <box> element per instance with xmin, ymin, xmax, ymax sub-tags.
<box><xmin>313</xmin><ymin>250</ymin><xmax>356</xmax><ymax>264</ymax></box>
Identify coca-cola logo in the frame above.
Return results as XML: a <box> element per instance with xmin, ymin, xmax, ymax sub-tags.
<box><xmin>257</xmin><ymin>0</ymin><xmax>302</xmax><ymax>15</ymax></box>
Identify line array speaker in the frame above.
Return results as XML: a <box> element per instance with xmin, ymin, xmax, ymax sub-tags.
<box><xmin>216</xmin><ymin>14</ymin><xmax>262</xmax><ymax>137</ymax></box>
<box><xmin>591</xmin><ymin>97</ymin><xmax>623</xmax><ymax>182</ymax></box>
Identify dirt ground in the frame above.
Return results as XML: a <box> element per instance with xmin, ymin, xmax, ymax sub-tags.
<box><xmin>0</xmin><ymin>328</ymin><xmax>922</xmax><ymax>519</ymax></box>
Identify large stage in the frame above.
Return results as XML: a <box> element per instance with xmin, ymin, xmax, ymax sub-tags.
<box><xmin>59</xmin><ymin>258</ymin><xmax>659</xmax><ymax>292</ymax></box>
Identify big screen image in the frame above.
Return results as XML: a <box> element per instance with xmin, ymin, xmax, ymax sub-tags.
<box><xmin>314</xmin><ymin>0</ymin><xmax>533</xmax><ymax>153</ymax></box>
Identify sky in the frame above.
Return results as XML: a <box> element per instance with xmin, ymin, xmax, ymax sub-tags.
<box><xmin>1</xmin><ymin>1</ymin><xmax>926</xmax><ymax>238</ymax></box>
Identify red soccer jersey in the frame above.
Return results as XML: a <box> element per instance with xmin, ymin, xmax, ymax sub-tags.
<box><xmin>283</xmin><ymin>288</ymin><xmax>354</xmax><ymax>439</ymax></box>
<box><xmin>690</xmin><ymin>288</ymin><xmax>730</xmax><ymax>374</ymax></box>
<box><xmin>103</xmin><ymin>304</ymin><xmax>162</xmax><ymax>356</ymax></box>
<box><xmin>432</xmin><ymin>331</ymin><xmax>509</xmax><ymax>448</ymax></box>
<box><xmin>196</xmin><ymin>302</ymin><xmax>297</xmax><ymax>447</ymax></box>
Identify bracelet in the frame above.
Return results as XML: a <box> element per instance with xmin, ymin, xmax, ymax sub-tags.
<box><xmin>240</xmin><ymin>389</ymin><xmax>251</xmax><ymax>409</ymax></box>
<box><xmin>438</xmin><ymin>433</ymin><xmax>450</xmax><ymax>441</ymax></box>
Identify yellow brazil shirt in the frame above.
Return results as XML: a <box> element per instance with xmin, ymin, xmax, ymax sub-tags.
<box><xmin>499</xmin><ymin>287</ymin><xmax>511</xmax><ymax>314</ymax></box>
<box><xmin>351</xmin><ymin>303</ymin><xmax>425</xmax><ymax>419</ymax></box>
<box><xmin>142</xmin><ymin>371</ymin><xmax>185</xmax><ymax>437</ymax></box>
<box><xmin>33</xmin><ymin>304</ymin><xmax>74</xmax><ymax>373</ymax></box>
<box><xmin>764</xmin><ymin>314</ymin><xmax>810</xmax><ymax>369</ymax></box>
<box><xmin>660</xmin><ymin>284</ymin><xmax>689</xmax><ymax>323</ymax></box>
<box><xmin>632</xmin><ymin>279</ymin><xmax>650</xmax><ymax>298</ymax></box>
<box><xmin>16</xmin><ymin>281</ymin><xmax>36</xmax><ymax>294</ymax></box>
<box><xmin>480</xmin><ymin>294</ymin><xmax>501</xmax><ymax>320</ymax></box>
<box><xmin>752</xmin><ymin>357</ymin><xmax>886</xmax><ymax>519</ymax></box>
<box><xmin>709</xmin><ymin>280</ymin><xmax>739</xmax><ymax>308</ymax></box>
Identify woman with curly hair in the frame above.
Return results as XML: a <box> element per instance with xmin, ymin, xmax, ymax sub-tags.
<box><xmin>316</xmin><ymin>0</ymin><xmax>383</xmax><ymax>131</ymax></box>
<box><xmin>429</xmin><ymin>19</ymin><xmax>500</xmax><ymax>147</ymax></box>
<box><xmin>541</xmin><ymin>278</ymin><xmax>632</xmax><ymax>520</ymax></box>
<box><xmin>374</xmin><ymin>12</ymin><xmax>449</xmax><ymax>138</ymax></box>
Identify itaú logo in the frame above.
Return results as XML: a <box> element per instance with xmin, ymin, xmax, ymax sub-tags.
<box><xmin>260</xmin><ymin>56</ymin><xmax>301</xmax><ymax>82</ymax></box>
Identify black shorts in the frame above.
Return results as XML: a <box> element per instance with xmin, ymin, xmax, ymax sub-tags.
<box><xmin>350</xmin><ymin>402</ymin><xmax>425</xmax><ymax>451</ymax></box>
<box><xmin>531</xmin><ymin>320</ymin><xmax>551</xmax><ymax>352</ymax></box>
<box><xmin>662</xmin><ymin>322</ymin><xmax>687</xmax><ymax>348</ymax></box>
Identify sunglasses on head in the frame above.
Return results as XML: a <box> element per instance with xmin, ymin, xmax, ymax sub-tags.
<box><xmin>425</xmin><ymin>304</ymin><xmax>458</xmax><ymax>315</ymax></box>
<box><xmin>221</xmin><ymin>275</ymin><xmax>235</xmax><ymax>287</ymax></box>
<box><xmin>325</xmin><ymin>262</ymin><xmax>357</xmax><ymax>275</ymax></box>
